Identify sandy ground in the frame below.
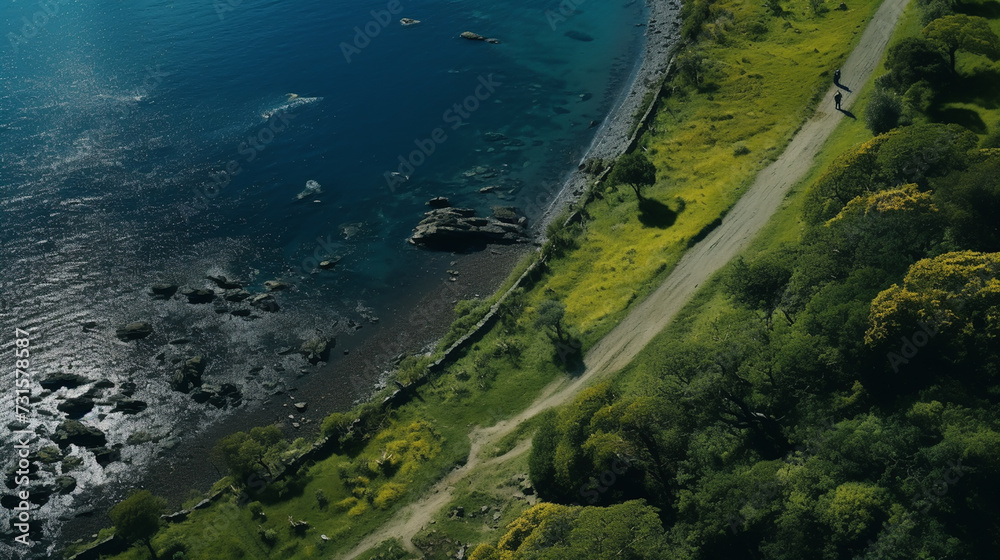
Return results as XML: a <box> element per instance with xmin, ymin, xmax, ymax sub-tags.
<box><xmin>338</xmin><ymin>0</ymin><xmax>909</xmax><ymax>556</ymax></box>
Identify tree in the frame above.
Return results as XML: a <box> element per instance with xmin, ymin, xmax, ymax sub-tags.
<box><xmin>535</xmin><ymin>299</ymin><xmax>568</xmax><ymax>341</ymax></box>
<box><xmin>922</xmin><ymin>14</ymin><xmax>1000</xmax><ymax>71</ymax></box>
<box><xmin>608</xmin><ymin>153</ymin><xmax>657</xmax><ymax>199</ymax></box>
<box><xmin>724</xmin><ymin>250</ymin><xmax>796</xmax><ymax>327</ymax></box>
<box><xmin>866</xmin><ymin>250</ymin><xmax>1000</xmax><ymax>349</ymax></box>
<box><xmin>825</xmin><ymin>184</ymin><xmax>945</xmax><ymax>272</ymax></box>
<box><xmin>883</xmin><ymin>37</ymin><xmax>950</xmax><ymax>92</ymax></box>
<box><xmin>933</xmin><ymin>154</ymin><xmax>1000</xmax><ymax>251</ymax></box>
<box><xmin>109</xmin><ymin>490</ymin><xmax>166</xmax><ymax>559</ymax></box>
<box><xmin>216</xmin><ymin>425</ymin><xmax>286</xmax><ymax>482</ymax></box>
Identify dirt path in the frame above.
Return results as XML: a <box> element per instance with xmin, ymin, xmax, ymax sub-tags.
<box><xmin>339</xmin><ymin>1</ymin><xmax>908</xmax><ymax>557</ymax></box>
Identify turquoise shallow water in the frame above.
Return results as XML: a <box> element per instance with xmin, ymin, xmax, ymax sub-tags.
<box><xmin>0</xmin><ymin>0</ymin><xmax>644</xmax><ymax>551</ymax></box>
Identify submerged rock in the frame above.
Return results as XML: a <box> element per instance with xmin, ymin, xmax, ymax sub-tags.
<box><xmin>112</xmin><ymin>398</ymin><xmax>148</xmax><ymax>414</ymax></box>
<box><xmin>264</xmin><ymin>280</ymin><xmax>292</xmax><ymax>292</ymax></box>
<box><xmin>180</xmin><ymin>288</ymin><xmax>216</xmax><ymax>304</ymax></box>
<box><xmin>206</xmin><ymin>275</ymin><xmax>243</xmax><ymax>290</ymax></box>
<box><xmin>564</xmin><ymin>30</ymin><xmax>594</xmax><ymax>42</ymax></box>
<box><xmin>250</xmin><ymin>293</ymin><xmax>280</xmax><ymax>312</ymax></box>
<box><xmin>400</xmin><ymin>17</ymin><xmax>420</xmax><ymax>25</ymax></box>
<box><xmin>318</xmin><ymin>258</ymin><xmax>341</xmax><ymax>270</ymax></box>
<box><xmin>115</xmin><ymin>322</ymin><xmax>153</xmax><ymax>341</ymax></box>
<box><xmin>223</xmin><ymin>288</ymin><xmax>251</xmax><ymax>302</ymax></box>
<box><xmin>460</xmin><ymin>31</ymin><xmax>500</xmax><ymax>43</ymax></box>
<box><xmin>40</xmin><ymin>373</ymin><xmax>91</xmax><ymax>391</ymax></box>
<box><xmin>410</xmin><ymin>207</ymin><xmax>528</xmax><ymax>249</ymax></box>
<box><xmin>427</xmin><ymin>196</ymin><xmax>451</xmax><ymax>209</ymax></box>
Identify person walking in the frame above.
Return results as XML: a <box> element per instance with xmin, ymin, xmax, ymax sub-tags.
<box><xmin>834</xmin><ymin>68</ymin><xmax>841</xmax><ymax>84</ymax></box>
<box><xmin>834</xmin><ymin>90</ymin><xmax>843</xmax><ymax>110</ymax></box>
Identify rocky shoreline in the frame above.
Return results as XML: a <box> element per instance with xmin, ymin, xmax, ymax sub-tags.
<box><xmin>538</xmin><ymin>0</ymin><xmax>682</xmax><ymax>232</ymax></box>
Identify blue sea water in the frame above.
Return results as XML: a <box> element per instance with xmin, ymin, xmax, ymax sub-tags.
<box><xmin>0</xmin><ymin>0</ymin><xmax>644</xmax><ymax>550</ymax></box>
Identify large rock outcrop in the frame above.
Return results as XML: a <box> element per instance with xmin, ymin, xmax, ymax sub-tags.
<box><xmin>410</xmin><ymin>206</ymin><xmax>528</xmax><ymax>249</ymax></box>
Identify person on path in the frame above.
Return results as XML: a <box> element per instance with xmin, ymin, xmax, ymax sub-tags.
<box><xmin>834</xmin><ymin>68</ymin><xmax>841</xmax><ymax>84</ymax></box>
<box><xmin>834</xmin><ymin>90</ymin><xmax>843</xmax><ymax>110</ymax></box>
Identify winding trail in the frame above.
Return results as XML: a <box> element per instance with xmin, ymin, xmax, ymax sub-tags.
<box><xmin>339</xmin><ymin>0</ymin><xmax>908</xmax><ymax>556</ymax></box>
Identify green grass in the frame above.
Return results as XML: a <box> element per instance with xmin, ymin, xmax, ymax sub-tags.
<box><xmin>541</xmin><ymin>0</ymin><xmax>883</xmax><ymax>345</ymax></box>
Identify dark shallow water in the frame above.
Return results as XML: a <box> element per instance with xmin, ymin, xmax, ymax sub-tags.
<box><xmin>0</xmin><ymin>0</ymin><xmax>645</xmax><ymax>554</ymax></box>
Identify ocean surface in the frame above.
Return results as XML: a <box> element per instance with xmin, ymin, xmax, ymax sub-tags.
<box><xmin>0</xmin><ymin>0</ymin><xmax>645</xmax><ymax>552</ymax></box>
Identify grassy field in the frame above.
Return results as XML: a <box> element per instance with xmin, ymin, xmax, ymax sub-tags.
<box><xmin>543</xmin><ymin>0</ymin><xmax>882</xmax><ymax>345</ymax></box>
<box><xmin>78</xmin><ymin>1</ymin><xmax>901</xmax><ymax>558</ymax></box>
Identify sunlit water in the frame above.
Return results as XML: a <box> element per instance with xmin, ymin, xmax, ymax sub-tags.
<box><xmin>0</xmin><ymin>0</ymin><xmax>645</xmax><ymax>553</ymax></box>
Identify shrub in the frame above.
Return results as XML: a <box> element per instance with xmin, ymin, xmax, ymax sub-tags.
<box><xmin>334</xmin><ymin>496</ymin><xmax>358</xmax><ymax>511</ymax></box>
<box><xmin>248</xmin><ymin>501</ymin><xmax>264</xmax><ymax>519</ymax></box>
<box><xmin>373</xmin><ymin>482</ymin><xmax>408</xmax><ymax>509</ymax></box>
<box><xmin>348</xmin><ymin>501</ymin><xmax>369</xmax><ymax>517</ymax></box>
<box><xmin>865</xmin><ymin>89</ymin><xmax>903</xmax><ymax>134</ymax></box>
<box><xmin>315</xmin><ymin>489</ymin><xmax>329</xmax><ymax>509</ymax></box>
<box><xmin>259</xmin><ymin>527</ymin><xmax>278</xmax><ymax>546</ymax></box>
<box><xmin>733</xmin><ymin>143</ymin><xmax>750</xmax><ymax>156</ymax></box>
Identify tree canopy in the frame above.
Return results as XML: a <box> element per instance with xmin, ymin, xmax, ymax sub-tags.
<box><xmin>109</xmin><ymin>490</ymin><xmax>166</xmax><ymax>559</ymax></box>
<box><xmin>922</xmin><ymin>14</ymin><xmax>1000</xmax><ymax>71</ymax></box>
<box><xmin>608</xmin><ymin>153</ymin><xmax>657</xmax><ymax>199</ymax></box>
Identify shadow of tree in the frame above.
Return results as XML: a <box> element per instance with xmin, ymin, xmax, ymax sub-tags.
<box><xmin>931</xmin><ymin>106</ymin><xmax>988</xmax><ymax>133</ymax></box>
<box><xmin>638</xmin><ymin>198</ymin><xmax>678</xmax><ymax>228</ymax></box>
<box><xmin>957</xmin><ymin>0</ymin><xmax>1000</xmax><ymax>17</ymax></box>
<box><xmin>938</xmin><ymin>67</ymin><xmax>1000</xmax><ymax>110</ymax></box>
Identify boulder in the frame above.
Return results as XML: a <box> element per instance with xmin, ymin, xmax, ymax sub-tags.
<box><xmin>61</xmin><ymin>456</ymin><xmax>83</xmax><ymax>472</ymax></box>
<box><xmin>92</xmin><ymin>446</ymin><xmax>121</xmax><ymax>466</ymax></box>
<box><xmin>299</xmin><ymin>337</ymin><xmax>333</xmax><ymax>364</ymax></box>
<box><xmin>193</xmin><ymin>383</ymin><xmax>242</xmax><ymax>408</ymax></box>
<box><xmin>40</xmin><ymin>373</ymin><xmax>91</xmax><ymax>391</ymax></box>
<box><xmin>460</xmin><ymin>31</ymin><xmax>500</xmax><ymax>43</ymax></box>
<box><xmin>54</xmin><ymin>475</ymin><xmax>77</xmax><ymax>494</ymax></box>
<box><xmin>409</xmin><ymin>207</ymin><xmax>528</xmax><ymax>249</ymax></box>
<box><xmin>223</xmin><ymin>288</ymin><xmax>251</xmax><ymax>302</ymax></box>
<box><xmin>36</xmin><ymin>446</ymin><xmax>62</xmax><ymax>464</ymax></box>
<box><xmin>53</xmin><ymin>420</ymin><xmax>106</xmax><ymax>449</ymax></box>
<box><xmin>115</xmin><ymin>322</ymin><xmax>153</xmax><ymax>341</ymax></box>
<box><xmin>264</xmin><ymin>280</ymin><xmax>291</xmax><ymax>292</ymax></box>
<box><xmin>112</xmin><ymin>399</ymin><xmax>148</xmax><ymax>414</ymax></box>
<box><xmin>149</xmin><ymin>284</ymin><xmax>178</xmax><ymax>299</ymax></box>
<box><xmin>180</xmin><ymin>288</ymin><xmax>215</xmax><ymax>304</ymax></box>
<box><xmin>206</xmin><ymin>275</ymin><xmax>242</xmax><ymax>289</ymax></box>
<box><xmin>57</xmin><ymin>397</ymin><xmax>95</xmax><ymax>418</ymax></box>
<box><xmin>170</xmin><ymin>356</ymin><xmax>205</xmax><ymax>393</ymax></box>
<box><xmin>250</xmin><ymin>294</ymin><xmax>280</xmax><ymax>312</ymax></box>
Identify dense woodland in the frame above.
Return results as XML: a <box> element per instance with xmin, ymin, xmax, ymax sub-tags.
<box><xmin>472</xmin><ymin>1</ymin><xmax>1000</xmax><ymax>559</ymax></box>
